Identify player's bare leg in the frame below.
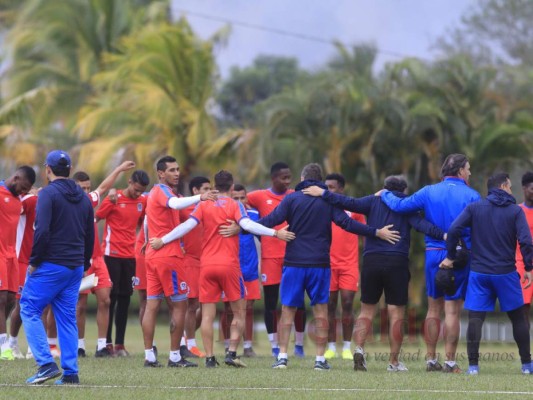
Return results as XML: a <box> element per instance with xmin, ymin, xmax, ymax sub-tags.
<box><xmin>277</xmin><ymin>305</ymin><xmax>296</xmax><ymax>355</ymax></box>
<box><xmin>94</xmin><ymin>287</ymin><xmax>111</xmax><ymax>356</ymax></box>
<box><xmin>443</xmin><ymin>299</ymin><xmax>462</xmax><ymax>371</ymax></box>
<box><xmin>201</xmin><ymin>303</ymin><xmax>217</xmax><ymax>357</ymax></box>
<box><xmin>325</xmin><ymin>291</ymin><xmax>338</xmax><ymax>358</ymax></box>
<box><xmin>425</xmin><ymin>296</ymin><xmax>444</xmax><ymax>371</ymax></box>
<box><xmin>388</xmin><ymin>304</ymin><xmax>406</xmax><ymax>366</ymax></box>
<box><xmin>76</xmin><ymin>294</ymin><xmax>88</xmax><ymax>356</ymax></box>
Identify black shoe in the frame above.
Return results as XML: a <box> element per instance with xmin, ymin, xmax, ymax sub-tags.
<box><xmin>144</xmin><ymin>359</ymin><xmax>163</xmax><ymax>368</ymax></box>
<box><xmin>205</xmin><ymin>356</ymin><xmax>220</xmax><ymax>368</ymax></box>
<box><xmin>77</xmin><ymin>348</ymin><xmax>86</xmax><ymax>358</ymax></box>
<box><xmin>95</xmin><ymin>347</ymin><xmax>113</xmax><ymax>358</ymax></box>
<box><xmin>224</xmin><ymin>351</ymin><xmax>247</xmax><ymax>368</ymax></box>
<box><xmin>180</xmin><ymin>345</ymin><xmax>197</xmax><ymax>358</ymax></box>
<box><xmin>272</xmin><ymin>358</ymin><xmax>288</xmax><ymax>369</ymax></box>
<box><xmin>55</xmin><ymin>374</ymin><xmax>80</xmax><ymax>385</ymax></box>
<box><xmin>168</xmin><ymin>358</ymin><xmax>198</xmax><ymax>368</ymax></box>
<box><xmin>314</xmin><ymin>360</ymin><xmax>331</xmax><ymax>371</ymax></box>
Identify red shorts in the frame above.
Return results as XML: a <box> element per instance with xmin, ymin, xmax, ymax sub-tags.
<box><xmin>134</xmin><ymin>252</ymin><xmax>147</xmax><ymax>291</ymax></box>
<box><xmin>146</xmin><ymin>256</ymin><xmax>188</xmax><ymax>300</ymax></box>
<box><xmin>260</xmin><ymin>258</ymin><xmax>283</xmax><ymax>286</ymax></box>
<box><xmin>200</xmin><ymin>265</ymin><xmax>244</xmax><ymax>303</ymax></box>
<box><xmin>17</xmin><ymin>262</ymin><xmax>27</xmax><ymax>299</ymax></box>
<box><xmin>80</xmin><ymin>256</ymin><xmax>113</xmax><ymax>295</ymax></box>
<box><xmin>517</xmin><ymin>262</ymin><xmax>533</xmax><ymax>304</ymax></box>
<box><xmin>0</xmin><ymin>257</ymin><xmax>18</xmax><ymax>293</ymax></box>
<box><xmin>185</xmin><ymin>255</ymin><xmax>200</xmax><ymax>299</ymax></box>
<box><xmin>244</xmin><ymin>279</ymin><xmax>261</xmax><ymax>300</ymax></box>
<box><xmin>330</xmin><ymin>265</ymin><xmax>359</xmax><ymax>292</ymax></box>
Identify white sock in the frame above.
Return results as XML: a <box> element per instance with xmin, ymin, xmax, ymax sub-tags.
<box><xmin>152</xmin><ymin>341</ymin><xmax>156</xmax><ymax>347</ymax></box>
<box><xmin>427</xmin><ymin>358</ymin><xmax>438</xmax><ymax>364</ymax></box>
<box><xmin>327</xmin><ymin>342</ymin><xmax>336</xmax><ymax>351</ymax></box>
<box><xmin>48</xmin><ymin>337</ymin><xmax>58</xmax><ymax>346</ymax></box>
<box><xmin>97</xmin><ymin>338</ymin><xmax>107</xmax><ymax>351</ymax></box>
<box><xmin>169</xmin><ymin>350</ymin><xmax>181</xmax><ymax>363</ymax></box>
<box><xmin>268</xmin><ymin>333</ymin><xmax>278</xmax><ymax>348</ymax></box>
<box><xmin>180</xmin><ymin>336</ymin><xmax>186</xmax><ymax>346</ymax></box>
<box><xmin>445</xmin><ymin>360</ymin><xmax>456</xmax><ymax>367</ymax></box>
<box><xmin>78</xmin><ymin>338</ymin><xmax>86</xmax><ymax>350</ymax></box>
<box><xmin>0</xmin><ymin>334</ymin><xmax>8</xmax><ymax>351</ymax></box>
<box><xmin>8</xmin><ymin>336</ymin><xmax>18</xmax><ymax>347</ymax></box>
<box><xmin>295</xmin><ymin>331</ymin><xmax>304</xmax><ymax>346</ymax></box>
<box><xmin>145</xmin><ymin>349</ymin><xmax>156</xmax><ymax>362</ymax></box>
<box><xmin>355</xmin><ymin>345</ymin><xmax>364</xmax><ymax>354</ymax></box>
<box><xmin>343</xmin><ymin>341</ymin><xmax>351</xmax><ymax>351</ymax></box>
<box><xmin>316</xmin><ymin>355</ymin><xmax>325</xmax><ymax>362</ymax></box>
<box><xmin>187</xmin><ymin>338</ymin><xmax>197</xmax><ymax>349</ymax></box>
<box><xmin>278</xmin><ymin>352</ymin><xmax>288</xmax><ymax>360</ymax></box>
<box><xmin>243</xmin><ymin>341</ymin><xmax>252</xmax><ymax>349</ymax></box>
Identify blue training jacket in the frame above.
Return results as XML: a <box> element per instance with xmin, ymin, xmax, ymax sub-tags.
<box><xmin>239</xmin><ymin>208</ymin><xmax>259</xmax><ymax>281</ymax></box>
<box><xmin>447</xmin><ymin>188</ymin><xmax>533</xmax><ymax>274</ymax></box>
<box><xmin>321</xmin><ymin>191</ymin><xmax>445</xmax><ymax>257</ymax></box>
<box><xmin>381</xmin><ymin>177</ymin><xmax>480</xmax><ymax>249</ymax></box>
<box><xmin>258</xmin><ymin>180</ymin><xmax>379</xmax><ymax>268</ymax></box>
<box><xmin>30</xmin><ymin>179</ymin><xmax>94</xmax><ymax>270</ymax></box>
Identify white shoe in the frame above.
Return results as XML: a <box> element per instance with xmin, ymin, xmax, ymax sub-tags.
<box><xmin>387</xmin><ymin>362</ymin><xmax>408</xmax><ymax>372</ymax></box>
<box><xmin>10</xmin><ymin>344</ymin><xmax>24</xmax><ymax>359</ymax></box>
<box><xmin>25</xmin><ymin>347</ymin><xmax>34</xmax><ymax>359</ymax></box>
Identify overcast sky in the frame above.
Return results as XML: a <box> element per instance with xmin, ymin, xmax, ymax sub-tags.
<box><xmin>172</xmin><ymin>0</ymin><xmax>473</xmax><ymax>77</ymax></box>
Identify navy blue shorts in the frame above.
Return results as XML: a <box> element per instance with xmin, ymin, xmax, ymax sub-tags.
<box><xmin>426</xmin><ymin>249</ymin><xmax>469</xmax><ymax>301</ymax></box>
<box><xmin>280</xmin><ymin>266</ymin><xmax>330</xmax><ymax>308</ymax></box>
<box><xmin>465</xmin><ymin>270</ymin><xmax>524</xmax><ymax>312</ymax></box>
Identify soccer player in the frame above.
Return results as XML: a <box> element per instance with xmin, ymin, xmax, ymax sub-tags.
<box><xmin>178</xmin><ymin>176</ymin><xmax>212</xmax><ymax>358</ymax></box>
<box><xmin>96</xmin><ymin>170</ymin><xmax>149</xmax><ymax>357</ymax></box>
<box><xmin>318</xmin><ymin>173</ymin><xmax>366</xmax><ymax>361</ymax></box>
<box><xmin>247</xmin><ymin>162</ymin><xmax>306</xmax><ymax>357</ymax></box>
<box><xmin>380</xmin><ymin>154</ymin><xmax>480</xmax><ymax>373</ymax></box>
<box><xmin>0</xmin><ymin>166</ymin><xmax>36</xmax><ymax>361</ymax></box>
<box><xmin>73</xmin><ymin>161</ymin><xmax>135</xmax><ymax>357</ymax></box>
<box><xmin>441</xmin><ymin>172</ymin><xmax>533</xmax><ymax>375</ymax></box>
<box><xmin>260</xmin><ymin>163</ymin><xmax>400</xmax><ymax>370</ymax></box>
<box><xmin>516</xmin><ymin>171</ymin><xmax>533</xmax><ymax>326</ymax></box>
<box><xmin>8</xmin><ymin>189</ymin><xmax>38</xmax><ymax>359</ymax></box>
<box><xmin>220</xmin><ymin>184</ymin><xmax>262</xmax><ymax>357</ymax></box>
<box><xmin>304</xmin><ymin>175</ymin><xmax>446</xmax><ymax>371</ymax></box>
<box><xmin>149</xmin><ymin>170</ymin><xmax>295</xmax><ymax>368</ymax></box>
<box><xmin>21</xmin><ymin>150</ymin><xmax>93</xmax><ymax>385</ymax></box>
<box><xmin>142</xmin><ymin>156</ymin><xmax>217</xmax><ymax>368</ymax></box>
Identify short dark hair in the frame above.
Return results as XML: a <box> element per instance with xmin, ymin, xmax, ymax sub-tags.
<box><xmin>270</xmin><ymin>162</ymin><xmax>290</xmax><ymax>178</ymax></box>
<box><xmin>522</xmin><ymin>171</ymin><xmax>533</xmax><ymax>187</ymax></box>
<box><xmin>131</xmin><ymin>170</ymin><xmax>150</xmax><ymax>186</ymax></box>
<box><xmin>72</xmin><ymin>171</ymin><xmax>90</xmax><ymax>182</ymax></box>
<box><xmin>440</xmin><ymin>154</ymin><xmax>469</xmax><ymax>178</ymax></box>
<box><xmin>487</xmin><ymin>172</ymin><xmax>510</xmax><ymax>191</ymax></box>
<box><xmin>384</xmin><ymin>175</ymin><xmax>408</xmax><ymax>192</ymax></box>
<box><xmin>156</xmin><ymin>156</ymin><xmax>177</xmax><ymax>172</ymax></box>
<box><xmin>325</xmin><ymin>173</ymin><xmax>345</xmax><ymax>188</ymax></box>
<box><xmin>189</xmin><ymin>176</ymin><xmax>210</xmax><ymax>194</ymax></box>
<box><xmin>214</xmin><ymin>170</ymin><xmax>233</xmax><ymax>192</ymax></box>
<box><xmin>233</xmin><ymin>183</ymin><xmax>246</xmax><ymax>192</ymax></box>
<box><xmin>301</xmin><ymin>163</ymin><xmax>323</xmax><ymax>181</ymax></box>
<box><xmin>17</xmin><ymin>166</ymin><xmax>36</xmax><ymax>185</ymax></box>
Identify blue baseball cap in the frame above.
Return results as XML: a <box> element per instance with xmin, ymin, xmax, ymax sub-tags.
<box><xmin>45</xmin><ymin>150</ymin><xmax>71</xmax><ymax>168</ymax></box>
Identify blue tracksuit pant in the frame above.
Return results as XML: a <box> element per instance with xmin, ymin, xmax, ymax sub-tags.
<box><xmin>20</xmin><ymin>262</ymin><xmax>83</xmax><ymax>376</ymax></box>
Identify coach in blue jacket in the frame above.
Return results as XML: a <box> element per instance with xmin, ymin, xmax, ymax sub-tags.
<box><xmin>21</xmin><ymin>150</ymin><xmax>94</xmax><ymax>385</ymax></box>
<box><xmin>258</xmin><ymin>163</ymin><xmax>400</xmax><ymax>371</ymax></box>
<box><xmin>441</xmin><ymin>172</ymin><xmax>533</xmax><ymax>375</ymax></box>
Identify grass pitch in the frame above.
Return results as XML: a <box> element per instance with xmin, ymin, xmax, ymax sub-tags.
<box><xmin>1</xmin><ymin>318</ymin><xmax>532</xmax><ymax>400</ymax></box>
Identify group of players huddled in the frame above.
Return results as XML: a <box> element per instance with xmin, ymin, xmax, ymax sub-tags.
<box><xmin>1</xmin><ymin>152</ymin><xmax>533</xmax><ymax>375</ymax></box>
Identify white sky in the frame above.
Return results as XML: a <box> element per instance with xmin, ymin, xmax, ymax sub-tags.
<box><xmin>172</xmin><ymin>0</ymin><xmax>473</xmax><ymax>76</ymax></box>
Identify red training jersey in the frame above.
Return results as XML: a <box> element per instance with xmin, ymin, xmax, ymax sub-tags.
<box><xmin>16</xmin><ymin>194</ymin><xmax>37</xmax><ymax>265</ymax></box>
<box><xmin>145</xmin><ymin>184</ymin><xmax>183</xmax><ymax>260</ymax></box>
<box><xmin>247</xmin><ymin>188</ymin><xmax>293</xmax><ymax>259</ymax></box>
<box><xmin>87</xmin><ymin>191</ymin><xmax>103</xmax><ymax>258</ymax></box>
<box><xmin>190</xmin><ymin>195</ymin><xmax>248</xmax><ymax>268</ymax></box>
<box><xmin>0</xmin><ymin>183</ymin><xmax>22</xmax><ymax>258</ymax></box>
<box><xmin>96</xmin><ymin>190</ymin><xmax>147</xmax><ymax>258</ymax></box>
<box><xmin>516</xmin><ymin>203</ymin><xmax>533</xmax><ymax>273</ymax></box>
<box><xmin>179</xmin><ymin>204</ymin><xmax>203</xmax><ymax>260</ymax></box>
<box><xmin>330</xmin><ymin>211</ymin><xmax>365</xmax><ymax>269</ymax></box>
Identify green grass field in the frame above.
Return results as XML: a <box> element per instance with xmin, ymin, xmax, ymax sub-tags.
<box><xmin>1</xmin><ymin>317</ymin><xmax>532</xmax><ymax>400</ymax></box>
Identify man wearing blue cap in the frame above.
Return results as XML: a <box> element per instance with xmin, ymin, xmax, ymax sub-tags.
<box><xmin>21</xmin><ymin>150</ymin><xmax>94</xmax><ymax>385</ymax></box>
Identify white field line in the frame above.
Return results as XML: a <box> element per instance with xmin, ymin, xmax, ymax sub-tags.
<box><xmin>1</xmin><ymin>384</ymin><xmax>533</xmax><ymax>395</ymax></box>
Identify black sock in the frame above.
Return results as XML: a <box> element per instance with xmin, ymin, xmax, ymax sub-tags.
<box><xmin>508</xmin><ymin>306</ymin><xmax>531</xmax><ymax>365</ymax></box>
<box><xmin>466</xmin><ymin>311</ymin><xmax>486</xmax><ymax>366</ymax></box>
<box><xmin>115</xmin><ymin>295</ymin><xmax>131</xmax><ymax>345</ymax></box>
<box><xmin>107</xmin><ymin>294</ymin><xmax>117</xmax><ymax>344</ymax></box>
<box><xmin>263</xmin><ymin>284</ymin><xmax>279</xmax><ymax>335</ymax></box>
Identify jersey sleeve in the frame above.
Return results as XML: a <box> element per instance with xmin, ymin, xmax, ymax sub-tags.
<box><xmin>189</xmin><ymin>202</ymin><xmax>203</xmax><ymax>224</ymax></box>
<box><xmin>381</xmin><ymin>188</ymin><xmax>427</xmax><ymax>213</ymax></box>
<box><xmin>88</xmin><ymin>191</ymin><xmax>100</xmax><ymax>208</ymax></box>
<box><xmin>234</xmin><ymin>201</ymin><xmax>249</xmax><ymax>222</ymax></box>
<box><xmin>95</xmin><ymin>196</ymin><xmax>113</xmax><ymax>219</ymax></box>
